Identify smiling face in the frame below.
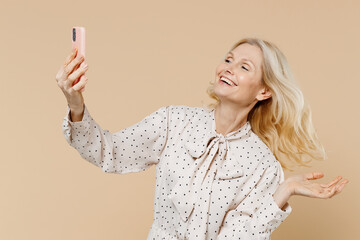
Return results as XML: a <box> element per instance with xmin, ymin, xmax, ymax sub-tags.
<box><xmin>214</xmin><ymin>43</ymin><xmax>270</xmax><ymax>108</ymax></box>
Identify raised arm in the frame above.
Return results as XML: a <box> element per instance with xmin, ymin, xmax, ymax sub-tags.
<box><xmin>62</xmin><ymin>103</ymin><xmax>170</xmax><ymax>174</ymax></box>
<box><xmin>57</xmin><ymin>47</ymin><xmax>171</xmax><ymax>174</ymax></box>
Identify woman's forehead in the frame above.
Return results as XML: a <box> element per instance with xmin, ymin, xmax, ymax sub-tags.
<box><xmin>230</xmin><ymin>43</ymin><xmax>263</xmax><ymax>69</ymax></box>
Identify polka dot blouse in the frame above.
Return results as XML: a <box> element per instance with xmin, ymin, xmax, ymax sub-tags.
<box><xmin>62</xmin><ymin>104</ymin><xmax>292</xmax><ymax>240</ymax></box>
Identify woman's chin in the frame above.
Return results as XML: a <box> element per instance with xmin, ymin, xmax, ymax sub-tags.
<box><xmin>213</xmin><ymin>85</ymin><xmax>231</xmax><ymax>98</ymax></box>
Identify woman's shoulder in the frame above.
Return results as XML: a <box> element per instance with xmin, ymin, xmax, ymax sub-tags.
<box><xmin>166</xmin><ymin>104</ymin><xmax>212</xmax><ymax>114</ymax></box>
<box><xmin>163</xmin><ymin>104</ymin><xmax>213</xmax><ymax>119</ymax></box>
<box><xmin>159</xmin><ymin>104</ymin><xmax>213</xmax><ymax>129</ymax></box>
<box><xmin>248</xmin><ymin>129</ymin><xmax>279</xmax><ymax>166</ymax></box>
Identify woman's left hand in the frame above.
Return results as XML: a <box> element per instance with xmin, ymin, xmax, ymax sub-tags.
<box><xmin>286</xmin><ymin>172</ymin><xmax>349</xmax><ymax>198</ymax></box>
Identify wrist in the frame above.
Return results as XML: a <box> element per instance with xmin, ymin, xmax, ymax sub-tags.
<box><xmin>284</xmin><ymin>178</ymin><xmax>295</xmax><ymax>196</ymax></box>
<box><xmin>68</xmin><ymin>103</ymin><xmax>85</xmax><ymax>122</ymax></box>
<box><xmin>273</xmin><ymin>180</ymin><xmax>293</xmax><ymax>210</ymax></box>
<box><xmin>68</xmin><ymin>102</ymin><xmax>84</xmax><ymax>113</ymax></box>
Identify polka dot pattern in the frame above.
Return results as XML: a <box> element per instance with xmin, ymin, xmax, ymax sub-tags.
<box><xmin>62</xmin><ymin>104</ymin><xmax>292</xmax><ymax>240</ymax></box>
<box><xmin>62</xmin><ymin>103</ymin><xmax>169</xmax><ymax>174</ymax></box>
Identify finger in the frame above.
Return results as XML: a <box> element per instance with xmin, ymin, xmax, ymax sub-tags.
<box><xmin>66</xmin><ymin>62</ymin><xmax>88</xmax><ymax>87</ymax></box>
<box><xmin>330</xmin><ymin>180</ymin><xmax>347</xmax><ymax>198</ymax></box>
<box><xmin>328</xmin><ymin>186</ymin><xmax>338</xmax><ymax>198</ymax></box>
<box><xmin>79</xmin><ymin>79</ymin><xmax>86</xmax><ymax>92</ymax></box>
<box><xmin>58</xmin><ymin>57</ymin><xmax>83</xmax><ymax>84</ymax></box>
<box><xmin>305</xmin><ymin>172</ymin><xmax>324</xmax><ymax>180</ymax></box>
<box><xmin>62</xmin><ymin>54</ymin><xmax>85</xmax><ymax>80</ymax></box>
<box><xmin>72</xmin><ymin>75</ymin><xmax>88</xmax><ymax>91</ymax></box>
<box><xmin>55</xmin><ymin>67</ymin><xmax>65</xmax><ymax>83</ymax></box>
<box><xmin>79</xmin><ymin>61</ymin><xmax>87</xmax><ymax>68</ymax></box>
<box><xmin>335</xmin><ymin>179</ymin><xmax>349</xmax><ymax>192</ymax></box>
<box><xmin>56</xmin><ymin>49</ymin><xmax>80</xmax><ymax>84</ymax></box>
<box><xmin>320</xmin><ymin>176</ymin><xmax>342</xmax><ymax>188</ymax></box>
<box><xmin>322</xmin><ymin>180</ymin><xmax>347</xmax><ymax>199</ymax></box>
<box><xmin>72</xmin><ymin>75</ymin><xmax>87</xmax><ymax>91</ymax></box>
<box><xmin>64</xmin><ymin>47</ymin><xmax>78</xmax><ymax>66</ymax></box>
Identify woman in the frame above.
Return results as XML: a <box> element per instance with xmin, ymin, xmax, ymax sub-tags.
<box><xmin>56</xmin><ymin>37</ymin><xmax>349</xmax><ymax>240</ymax></box>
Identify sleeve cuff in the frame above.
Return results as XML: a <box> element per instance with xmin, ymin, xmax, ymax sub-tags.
<box><xmin>256</xmin><ymin>193</ymin><xmax>292</xmax><ymax>233</ymax></box>
<box><xmin>62</xmin><ymin>103</ymin><xmax>92</xmax><ymax>146</ymax></box>
<box><xmin>65</xmin><ymin>103</ymin><xmax>91</xmax><ymax>130</ymax></box>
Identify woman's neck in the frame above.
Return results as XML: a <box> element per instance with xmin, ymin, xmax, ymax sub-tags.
<box><xmin>214</xmin><ymin>103</ymin><xmax>249</xmax><ymax>136</ymax></box>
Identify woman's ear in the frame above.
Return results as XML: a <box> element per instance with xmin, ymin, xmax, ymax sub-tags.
<box><xmin>256</xmin><ymin>86</ymin><xmax>272</xmax><ymax>101</ymax></box>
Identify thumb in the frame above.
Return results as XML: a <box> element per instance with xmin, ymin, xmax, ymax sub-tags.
<box><xmin>305</xmin><ymin>172</ymin><xmax>324</xmax><ymax>180</ymax></box>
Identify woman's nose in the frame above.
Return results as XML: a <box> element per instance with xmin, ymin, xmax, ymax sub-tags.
<box><xmin>225</xmin><ymin>67</ymin><xmax>234</xmax><ymax>75</ymax></box>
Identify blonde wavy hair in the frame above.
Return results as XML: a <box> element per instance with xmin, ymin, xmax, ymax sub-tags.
<box><xmin>206</xmin><ymin>38</ymin><xmax>327</xmax><ymax>171</ymax></box>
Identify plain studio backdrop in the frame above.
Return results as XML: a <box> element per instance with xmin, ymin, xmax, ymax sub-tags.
<box><xmin>0</xmin><ymin>0</ymin><xmax>358</xmax><ymax>239</ymax></box>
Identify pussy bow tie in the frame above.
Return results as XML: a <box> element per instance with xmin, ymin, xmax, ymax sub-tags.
<box><xmin>168</xmin><ymin>119</ymin><xmax>252</xmax><ymax>222</ymax></box>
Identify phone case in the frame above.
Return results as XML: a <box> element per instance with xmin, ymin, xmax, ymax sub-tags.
<box><xmin>72</xmin><ymin>26</ymin><xmax>86</xmax><ymax>86</ymax></box>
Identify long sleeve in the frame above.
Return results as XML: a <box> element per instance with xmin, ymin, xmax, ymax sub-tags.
<box><xmin>62</xmin><ymin>103</ymin><xmax>170</xmax><ymax>174</ymax></box>
<box><xmin>217</xmin><ymin>161</ymin><xmax>292</xmax><ymax>240</ymax></box>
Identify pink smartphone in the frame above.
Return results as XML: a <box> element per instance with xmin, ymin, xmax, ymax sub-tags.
<box><xmin>72</xmin><ymin>26</ymin><xmax>86</xmax><ymax>86</ymax></box>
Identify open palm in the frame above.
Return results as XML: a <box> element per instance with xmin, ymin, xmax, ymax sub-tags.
<box><xmin>287</xmin><ymin>172</ymin><xmax>349</xmax><ymax>198</ymax></box>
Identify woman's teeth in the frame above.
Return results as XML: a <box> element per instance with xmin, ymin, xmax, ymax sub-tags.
<box><xmin>220</xmin><ymin>76</ymin><xmax>234</xmax><ymax>86</ymax></box>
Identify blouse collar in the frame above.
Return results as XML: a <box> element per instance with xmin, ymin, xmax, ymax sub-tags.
<box><xmin>210</xmin><ymin>108</ymin><xmax>251</xmax><ymax>139</ymax></box>
<box><xmin>168</xmin><ymin>107</ymin><xmax>252</xmax><ymax>223</ymax></box>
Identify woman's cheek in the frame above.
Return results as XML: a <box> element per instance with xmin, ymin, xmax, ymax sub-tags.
<box><xmin>236</xmin><ymin>75</ymin><xmax>246</xmax><ymax>86</ymax></box>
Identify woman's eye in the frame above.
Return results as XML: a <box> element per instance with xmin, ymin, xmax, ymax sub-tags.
<box><xmin>225</xmin><ymin>58</ymin><xmax>249</xmax><ymax>71</ymax></box>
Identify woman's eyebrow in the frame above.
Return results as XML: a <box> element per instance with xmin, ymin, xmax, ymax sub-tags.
<box><xmin>227</xmin><ymin>51</ymin><xmax>256</xmax><ymax>70</ymax></box>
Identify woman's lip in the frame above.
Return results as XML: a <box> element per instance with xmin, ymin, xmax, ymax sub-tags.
<box><xmin>218</xmin><ymin>78</ymin><xmax>234</xmax><ymax>87</ymax></box>
<box><xmin>219</xmin><ymin>76</ymin><xmax>237</xmax><ymax>86</ymax></box>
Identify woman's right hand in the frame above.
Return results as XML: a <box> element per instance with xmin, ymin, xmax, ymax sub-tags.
<box><xmin>55</xmin><ymin>48</ymin><xmax>89</xmax><ymax>110</ymax></box>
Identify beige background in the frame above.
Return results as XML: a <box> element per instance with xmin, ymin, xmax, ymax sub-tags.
<box><xmin>0</xmin><ymin>0</ymin><xmax>358</xmax><ymax>239</ymax></box>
